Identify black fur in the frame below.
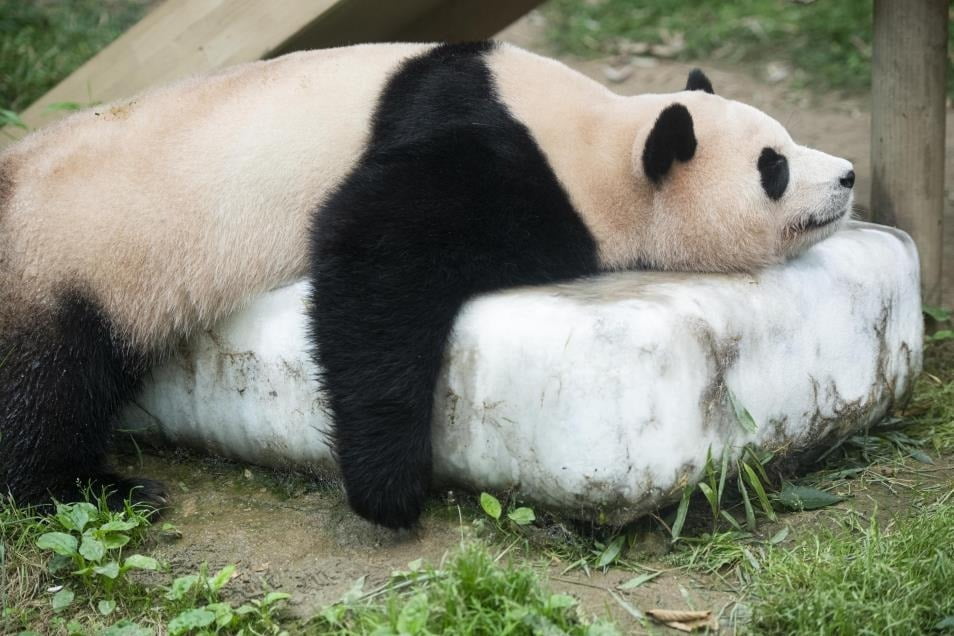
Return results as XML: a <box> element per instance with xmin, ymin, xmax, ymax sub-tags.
<box><xmin>0</xmin><ymin>293</ymin><xmax>165</xmax><ymax>509</ymax></box>
<box><xmin>642</xmin><ymin>103</ymin><xmax>697</xmax><ymax>184</ymax></box>
<box><xmin>758</xmin><ymin>147</ymin><xmax>789</xmax><ymax>201</ymax></box>
<box><xmin>309</xmin><ymin>42</ymin><xmax>600</xmax><ymax>529</ymax></box>
<box><xmin>685</xmin><ymin>68</ymin><xmax>714</xmax><ymax>94</ymax></box>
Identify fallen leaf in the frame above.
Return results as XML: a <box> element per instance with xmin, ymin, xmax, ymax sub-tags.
<box><xmin>647</xmin><ymin>608</ymin><xmax>718</xmax><ymax>632</ymax></box>
<box><xmin>776</xmin><ymin>484</ymin><xmax>846</xmax><ymax>510</ymax></box>
<box><xmin>619</xmin><ymin>571</ymin><xmax>661</xmax><ymax>589</ymax></box>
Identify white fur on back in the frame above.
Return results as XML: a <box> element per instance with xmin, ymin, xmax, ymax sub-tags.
<box><xmin>0</xmin><ymin>42</ymin><xmax>851</xmax><ymax>348</ymax></box>
<box><xmin>0</xmin><ymin>43</ymin><xmax>432</xmax><ymax>346</ymax></box>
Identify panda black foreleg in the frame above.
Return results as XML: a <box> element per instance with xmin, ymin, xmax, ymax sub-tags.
<box><xmin>309</xmin><ymin>246</ymin><xmax>462</xmax><ymax>529</ymax></box>
<box><xmin>0</xmin><ymin>292</ymin><xmax>165</xmax><ymax>510</ymax></box>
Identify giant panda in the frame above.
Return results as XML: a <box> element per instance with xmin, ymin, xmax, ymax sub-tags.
<box><xmin>0</xmin><ymin>42</ymin><xmax>854</xmax><ymax>529</ymax></box>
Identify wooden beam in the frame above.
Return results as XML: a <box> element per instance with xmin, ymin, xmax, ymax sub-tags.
<box><xmin>270</xmin><ymin>0</ymin><xmax>546</xmax><ymax>56</ymax></box>
<box><xmin>8</xmin><ymin>0</ymin><xmax>338</xmax><ymax>135</ymax></box>
<box><xmin>871</xmin><ymin>0</ymin><xmax>948</xmax><ymax>306</ymax></box>
<box><xmin>3</xmin><ymin>0</ymin><xmax>544</xmax><ymax>145</ymax></box>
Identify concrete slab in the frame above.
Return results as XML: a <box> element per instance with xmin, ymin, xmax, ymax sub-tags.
<box><xmin>122</xmin><ymin>221</ymin><xmax>922</xmax><ymax>522</ymax></box>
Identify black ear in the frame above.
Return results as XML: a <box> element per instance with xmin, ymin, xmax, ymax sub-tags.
<box><xmin>685</xmin><ymin>68</ymin><xmax>714</xmax><ymax>94</ymax></box>
<box><xmin>641</xmin><ymin>103</ymin><xmax>697</xmax><ymax>184</ymax></box>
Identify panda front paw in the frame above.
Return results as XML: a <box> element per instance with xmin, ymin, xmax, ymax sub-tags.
<box><xmin>94</xmin><ymin>474</ymin><xmax>169</xmax><ymax>513</ymax></box>
<box><xmin>342</xmin><ymin>465</ymin><xmax>428</xmax><ymax>530</ymax></box>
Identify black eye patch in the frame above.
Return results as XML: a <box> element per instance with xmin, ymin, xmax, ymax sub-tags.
<box><xmin>758</xmin><ymin>147</ymin><xmax>789</xmax><ymax>201</ymax></box>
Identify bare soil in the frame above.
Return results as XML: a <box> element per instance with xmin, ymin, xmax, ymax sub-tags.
<box><xmin>119</xmin><ymin>13</ymin><xmax>954</xmax><ymax>633</ymax></box>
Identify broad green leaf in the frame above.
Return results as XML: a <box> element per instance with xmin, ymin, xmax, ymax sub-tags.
<box><xmin>728</xmin><ymin>390</ymin><xmax>758</xmax><ymax>434</ymax></box>
<box><xmin>396</xmin><ymin>593</ymin><xmax>429</xmax><ymax>634</ymax></box>
<box><xmin>165</xmin><ymin>574</ymin><xmax>198</xmax><ymax>601</ymax></box>
<box><xmin>36</xmin><ymin>532</ymin><xmax>78</xmax><ymax>557</ymax></box>
<box><xmin>479</xmin><ymin>492</ymin><xmax>502</xmax><ymax>520</ymax></box>
<box><xmin>98</xmin><ymin>599</ymin><xmax>117</xmax><ymax>616</ymax></box>
<box><xmin>263</xmin><ymin>592</ymin><xmax>290</xmax><ymax>607</ymax></box>
<box><xmin>547</xmin><ymin>593</ymin><xmax>578</xmax><ymax>608</ymax></box>
<box><xmin>776</xmin><ymin>484</ymin><xmax>846</xmax><ymax>511</ymax></box>
<box><xmin>101</xmin><ymin>620</ymin><xmax>152</xmax><ymax>636</ymax></box>
<box><xmin>168</xmin><ymin>608</ymin><xmax>216</xmax><ymax>635</ymax></box>
<box><xmin>928</xmin><ymin>330</ymin><xmax>954</xmax><ymax>342</ymax></box>
<box><xmin>124</xmin><ymin>554</ymin><xmax>160</xmax><ymax>571</ymax></box>
<box><xmin>204</xmin><ymin>602</ymin><xmax>235</xmax><ymax>629</ymax></box>
<box><xmin>209</xmin><ymin>564</ymin><xmax>236</xmax><ymax>592</ymax></box>
<box><xmin>94</xmin><ymin>561</ymin><xmax>121</xmax><ymax>579</ymax></box>
<box><xmin>507</xmin><ymin>507</ymin><xmax>536</xmax><ymax>525</ymax></box>
<box><xmin>51</xmin><ymin>588</ymin><xmax>74</xmax><ymax>612</ymax></box>
<box><xmin>67</xmin><ymin>503</ymin><xmax>97</xmax><ymax>533</ymax></box>
<box><xmin>596</xmin><ymin>535</ymin><xmax>626</xmax><ymax>568</ymax></box>
<box><xmin>99</xmin><ymin>520</ymin><xmax>138</xmax><ymax>533</ymax></box>
<box><xmin>618</xmin><ymin>571</ymin><xmax>661</xmax><ymax>589</ymax></box>
<box><xmin>909</xmin><ymin>449</ymin><xmax>935</xmax><ymax>464</ymax></box>
<box><xmin>101</xmin><ymin>533</ymin><xmax>131</xmax><ymax>550</ymax></box>
<box><xmin>922</xmin><ymin>305</ymin><xmax>951</xmax><ymax>322</ymax></box>
<box><xmin>79</xmin><ymin>536</ymin><xmax>106</xmax><ymax>562</ymax></box>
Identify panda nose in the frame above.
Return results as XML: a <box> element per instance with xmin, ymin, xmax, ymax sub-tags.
<box><xmin>839</xmin><ymin>170</ymin><xmax>855</xmax><ymax>189</ymax></box>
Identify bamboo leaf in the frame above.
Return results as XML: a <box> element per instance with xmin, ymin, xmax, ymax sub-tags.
<box><xmin>619</xmin><ymin>571</ymin><xmax>661</xmax><ymax>589</ymax></box>
<box><xmin>671</xmin><ymin>486</ymin><xmax>692</xmax><ymax>542</ymax></box>
<box><xmin>777</xmin><ymin>484</ymin><xmax>846</xmax><ymax>511</ymax></box>
<box><xmin>728</xmin><ymin>389</ymin><xmax>758</xmax><ymax>434</ymax></box>
<box><xmin>597</xmin><ymin>535</ymin><xmax>626</xmax><ymax>568</ymax></box>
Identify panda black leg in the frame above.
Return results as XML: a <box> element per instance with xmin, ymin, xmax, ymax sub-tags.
<box><xmin>0</xmin><ymin>292</ymin><xmax>164</xmax><ymax>510</ymax></box>
<box><xmin>308</xmin><ymin>42</ymin><xmax>600</xmax><ymax>529</ymax></box>
<box><xmin>309</xmin><ymin>268</ymin><xmax>459</xmax><ymax>528</ymax></box>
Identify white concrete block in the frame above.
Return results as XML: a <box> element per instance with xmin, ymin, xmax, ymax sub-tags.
<box><xmin>121</xmin><ymin>221</ymin><xmax>923</xmax><ymax>522</ymax></box>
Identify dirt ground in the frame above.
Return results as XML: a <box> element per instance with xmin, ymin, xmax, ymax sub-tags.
<box><xmin>123</xmin><ymin>12</ymin><xmax>954</xmax><ymax>633</ymax></box>
<box><xmin>126</xmin><ymin>448</ymin><xmax>742</xmax><ymax>630</ymax></box>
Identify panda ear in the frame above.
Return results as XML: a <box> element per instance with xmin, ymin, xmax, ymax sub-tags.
<box><xmin>685</xmin><ymin>68</ymin><xmax>714</xmax><ymax>94</ymax></box>
<box><xmin>641</xmin><ymin>103</ymin><xmax>697</xmax><ymax>184</ymax></box>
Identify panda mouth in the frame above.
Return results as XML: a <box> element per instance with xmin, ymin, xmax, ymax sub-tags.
<box><xmin>789</xmin><ymin>207</ymin><xmax>847</xmax><ymax>234</ymax></box>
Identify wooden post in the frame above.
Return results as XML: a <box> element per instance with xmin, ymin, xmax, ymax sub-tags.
<box><xmin>871</xmin><ymin>0</ymin><xmax>948</xmax><ymax>306</ymax></box>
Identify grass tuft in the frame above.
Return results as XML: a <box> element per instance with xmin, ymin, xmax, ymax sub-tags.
<box><xmin>309</xmin><ymin>542</ymin><xmax>619</xmax><ymax>635</ymax></box>
<box><xmin>748</xmin><ymin>499</ymin><xmax>954</xmax><ymax>635</ymax></box>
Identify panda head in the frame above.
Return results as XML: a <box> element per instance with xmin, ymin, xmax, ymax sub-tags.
<box><xmin>633</xmin><ymin>69</ymin><xmax>854</xmax><ymax>273</ymax></box>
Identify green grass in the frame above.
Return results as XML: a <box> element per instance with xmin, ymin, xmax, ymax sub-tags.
<box><xmin>905</xmin><ymin>340</ymin><xmax>954</xmax><ymax>454</ymax></box>
<box><xmin>0</xmin><ymin>493</ymin><xmax>289</xmax><ymax>635</ymax></box>
<box><xmin>0</xmin><ymin>0</ymin><xmax>153</xmax><ymax>112</ymax></box>
<box><xmin>543</xmin><ymin>0</ymin><xmax>954</xmax><ymax>99</ymax></box>
<box><xmin>307</xmin><ymin>542</ymin><xmax>618</xmax><ymax>635</ymax></box>
<box><xmin>747</xmin><ymin>498</ymin><xmax>954</xmax><ymax>635</ymax></box>
<box><xmin>2</xmin><ymin>491</ymin><xmax>618</xmax><ymax>634</ymax></box>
